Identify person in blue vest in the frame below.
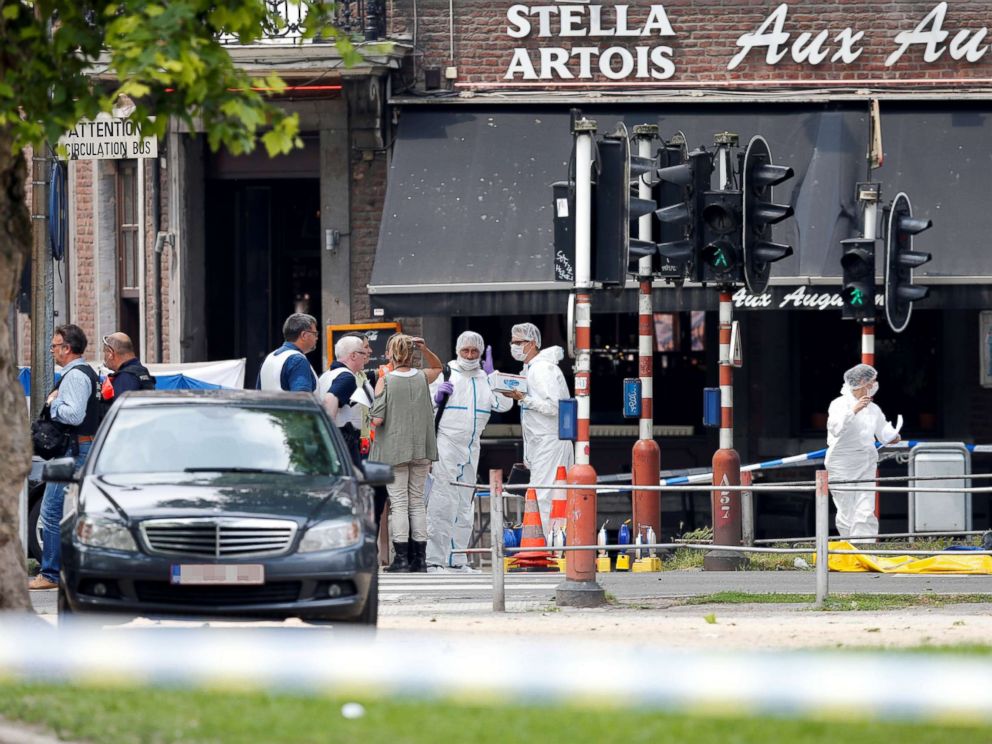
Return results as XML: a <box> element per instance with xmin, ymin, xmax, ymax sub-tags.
<box><xmin>256</xmin><ymin>313</ymin><xmax>319</xmax><ymax>392</ymax></box>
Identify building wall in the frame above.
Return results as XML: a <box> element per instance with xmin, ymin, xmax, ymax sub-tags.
<box><xmin>349</xmin><ymin>149</ymin><xmax>387</xmax><ymax>323</ymax></box>
<box><xmin>390</xmin><ymin>1</ymin><xmax>992</xmax><ymax>88</ymax></box>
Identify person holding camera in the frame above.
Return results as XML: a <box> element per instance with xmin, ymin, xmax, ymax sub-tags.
<box><xmin>30</xmin><ymin>324</ymin><xmax>100</xmax><ymax>590</ymax></box>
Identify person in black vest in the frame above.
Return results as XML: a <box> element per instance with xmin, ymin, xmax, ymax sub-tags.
<box><xmin>101</xmin><ymin>332</ymin><xmax>156</xmax><ymax>403</ymax></box>
<box><xmin>30</xmin><ymin>324</ymin><xmax>100</xmax><ymax>591</ymax></box>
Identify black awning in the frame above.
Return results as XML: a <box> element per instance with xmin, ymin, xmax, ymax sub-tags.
<box><xmin>370</xmin><ymin>102</ymin><xmax>992</xmax><ymax>317</ymax></box>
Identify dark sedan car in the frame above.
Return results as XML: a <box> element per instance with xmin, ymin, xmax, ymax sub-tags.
<box><xmin>44</xmin><ymin>389</ymin><xmax>390</xmax><ymax>625</ymax></box>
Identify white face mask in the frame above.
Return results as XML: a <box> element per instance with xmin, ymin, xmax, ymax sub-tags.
<box><xmin>510</xmin><ymin>344</ymin><xmax>528</xmax><ymax>362</ymax></box>
<box><xmin>459</xmin><ymin>356</ymin><xmax>480</xmax><ymax>370</ymax></box>
<box><xmin>868</xmin><ymin>382</ymin><xmax>879</xmax><ymax>397</ymax></box>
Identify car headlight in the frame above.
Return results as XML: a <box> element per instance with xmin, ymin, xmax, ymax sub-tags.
<box><xmin>298</xmin><ymin>518</ymin><xmax>362</xmax><ymax>553</ymax></box>
<box><xmin>74</xmin><ymin>515</ymin><xmax>138</xmax><ymax>552</ymax></box>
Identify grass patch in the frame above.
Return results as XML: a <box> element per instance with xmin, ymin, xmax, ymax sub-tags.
<box><xmin>677</xmin><ymin>592</ymin><xmax>992</xmax><ymax>611</ymax></box>
<box><xmin>0</xmin><ymin>681</ymin><xmax>990</xmax><ymax>744</ymax></box>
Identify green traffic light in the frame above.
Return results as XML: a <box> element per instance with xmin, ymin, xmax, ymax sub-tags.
<box><xmin>850</xmin><ymin>288</ymin><xmax>866</xmax><ymax>306</ymax></box>
<box><xmin>713</xmin><ymin>249</ymin><xmax>728</xmax><ymax>268</ymax></box>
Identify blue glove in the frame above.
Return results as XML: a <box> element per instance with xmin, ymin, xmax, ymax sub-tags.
<box><xmin>434</xmin><ymin>381</ymin><xmax>454</xmax><ymax>404</ymax></box>
<box><xmin>482</xmin><ymin>345</ymin><xmax>494</xmax><ymax>375</ymax></box>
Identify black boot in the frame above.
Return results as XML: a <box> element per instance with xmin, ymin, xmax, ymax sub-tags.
<box><xmin>386</xmin><ymin>542</ymin><xmax>411</xmax><ymax>573</ymax></box>
<box><xmin>409</xmin><ymin>541</ymin><xmax>428</xmax><ymax>573</ymax></box>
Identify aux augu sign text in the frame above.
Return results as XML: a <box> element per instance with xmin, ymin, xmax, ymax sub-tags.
<box><xmin>504</xmin><ymin>2</ymin><xmax>992</xmax><ymax>80</ymax></box>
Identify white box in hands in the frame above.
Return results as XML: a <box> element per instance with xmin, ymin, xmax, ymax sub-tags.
<box><xmin>492</xmin><ymin>372</ymin><xmax>527</xmax><ymax>395</ymax></box>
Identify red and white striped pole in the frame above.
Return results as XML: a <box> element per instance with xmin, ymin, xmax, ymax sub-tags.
<box><xmin>558</xmin><ymin>111</ymin><xmax>604</xmax><ymax>608</ymax></box>
<box><xmin>632</xmin><ymin>126</ymin><xmax>661</xmax><ymax>543</ymax></box>
<box><xmin>705</xmin><ymin>291</ymin><xmax>743</xmax><ymax>570</ymax></box>
<box><xmin>861</xmin><ymin>190</ymin><xmax>878</xmax><ymax>368</ymax></box>
<box><xmin>861</xmin><ymin>322</ymin><xmax>875</xmax><ymax>366</ymax></box>
<box><xmin>860</xmin><ymin>185</ymin><xmax>880</xmax><ymax>519</ymax></box>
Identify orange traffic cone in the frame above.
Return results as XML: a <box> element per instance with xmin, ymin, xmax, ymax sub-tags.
<box><xmin>507</xmin><ymin>488</ymin><xmax>557</xmax><ymax>572</ymax></box>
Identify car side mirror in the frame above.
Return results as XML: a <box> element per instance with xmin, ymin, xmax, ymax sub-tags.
<box><xmin>42</xmin><ymin>457</ymin><xmax>79</xmax><ymax>483</ymax></box>
<box><xmin>360</xmin><ymin>461</ymin><xmax>394</xmax><ymax>486</ymax></box>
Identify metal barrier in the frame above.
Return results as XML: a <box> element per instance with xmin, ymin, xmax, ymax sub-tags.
<box><xmin>451</xmin><ymin>470</ymin><xmax>992</xmax><ymax>612</ymax></box>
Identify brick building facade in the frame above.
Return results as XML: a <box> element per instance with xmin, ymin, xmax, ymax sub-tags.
<box><xmin>22</xmin><ymin>2</ymin><xmax>992</xmax><ymax>534</ymax></box>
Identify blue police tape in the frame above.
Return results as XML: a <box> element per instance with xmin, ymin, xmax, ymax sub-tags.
<box><xmin>659</xmin><ymin>442</ymin><xmax>992</xmax><ymax>486</ymax></box>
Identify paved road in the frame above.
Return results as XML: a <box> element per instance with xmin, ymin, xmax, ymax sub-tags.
<box><xmin>30</xmin><ymin>569</ymin><xmax>992</xmax><ymax>617</ymax></box>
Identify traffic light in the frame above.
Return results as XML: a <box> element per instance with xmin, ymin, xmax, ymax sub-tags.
<box><xmin>656</xmin><ymin>147</ymin><xmax>713</xmax><ymax>284</ymax></box>
<box><xmin>840</xmin><ymin>237</ymin><xmax>876</xmax><ymax>321</ymax></box>
<box><xmin>884</xmin><ymin>191</ymin><xmax>932</xmax><ymax>333</ymax></box>
<box><xmin>593</xmin><ymin>131</ymin><xmax>657</xmax><ymax>286</ymax></box>
<box><xmin>699</xmin><ymin>190</ymin><xmax>743</xmax><ymax>285</ymax></box>
<box><xmin>741</xmin><ymin>135</ymin><xmax>794</xmax><ymax>294</ymax></box>
<box><xmin>652</xmin><ymin>139</ymin><xmax>690</xmax><ymax>283</ymax></box>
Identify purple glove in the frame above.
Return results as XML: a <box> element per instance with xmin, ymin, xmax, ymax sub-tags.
<box><xmin>482</xmin><ymin>345</ymin><xmax>494</xmax><ymax>375</ymax></box>
<box><xmin>434</xmin><ymin>380</ymin><xmax>454</xmax><ymax>404</ymax></box>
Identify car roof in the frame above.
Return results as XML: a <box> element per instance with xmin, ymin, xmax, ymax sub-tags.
<box><xmin>116</xmin><ymin>389</ymin><xmax>323</xmax><ymax>411</ymax></box>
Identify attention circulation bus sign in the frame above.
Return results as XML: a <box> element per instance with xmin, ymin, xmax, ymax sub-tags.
<box><xmin>58</xmin><ymin>114</ymin><xmax>158</xmax><ymax>161</ymax></box>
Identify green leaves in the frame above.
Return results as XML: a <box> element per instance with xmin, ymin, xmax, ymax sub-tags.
<box><xmin>1</xmin><ymin>0</ymin><xmax>359</xmax><ymax>156</ymax></box>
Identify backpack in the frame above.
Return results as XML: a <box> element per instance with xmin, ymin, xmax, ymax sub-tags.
<box><xmin>31</xmin><ymin>407</ymin><xmax>71</xmax><ymax>460</ymax></box>
<box><xmin>32</xmin><ymin>365</ymin><xmax>100</xmax><ymax>458</ymax></box>
<box><xmin>433</xmin><ymin>364</ymin><xmax>453</xmax><ymax>433</ymax></box>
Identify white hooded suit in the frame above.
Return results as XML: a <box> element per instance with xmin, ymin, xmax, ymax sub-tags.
<box><xmin>519</xmin><ymin>346</ymin><xmax>574</xmax><ymax>531</ymax></box>
<box><xmin>427</xmin><ymin>359</ymin><xmax>512</xmax><ymax>568</ymax></box>
<box><xmin>825</xmin><ymin>384</ymin><xmax>899</xmax><ymax>538</ymax></box>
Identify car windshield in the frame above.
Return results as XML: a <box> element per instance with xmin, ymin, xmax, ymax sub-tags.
<box><xmin>93</xmin><ymin>404</ymin><xmax>343</xmax><ymax>477</ymax></box>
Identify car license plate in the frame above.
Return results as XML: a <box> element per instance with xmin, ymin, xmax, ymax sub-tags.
<box><xmin>170</xmin><ymin>564</ymin><xmax>265</xmax><ymax>585</ymax></box>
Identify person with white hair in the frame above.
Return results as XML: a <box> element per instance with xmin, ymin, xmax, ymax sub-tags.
<box><xmin>317</xmin><ymin>333</ymin><xmax>374</xmax><ymax>466</ymax></box>
<box><xmin>427</xmin><ymin>331</ymin><xmax>512</xmax><ymax>572</ymax></box>
<box><xmin>825</xmin><ymin>363</ymin><xmax>901</xmax><ymax>540</ymax></box>
<box><xmin>502</xmin><ymin>322</ymin><xmax>574</xmax><ymax>532</ymax></box>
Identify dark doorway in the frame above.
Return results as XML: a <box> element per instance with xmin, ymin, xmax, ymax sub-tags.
<box><xmin>204</xmin><ymin>179</ymin><xmax>322</xmax><ymax>386</ymax></box>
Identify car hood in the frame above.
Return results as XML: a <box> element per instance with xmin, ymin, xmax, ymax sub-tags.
<box><xmin>85</xmin><ymin>472</ymin><xmax>355</xmax><ymax>524</ymax></box>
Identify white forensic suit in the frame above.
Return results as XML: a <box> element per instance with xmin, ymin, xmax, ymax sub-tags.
<box><xmin>519</xmin><ymin>346</ymin><xmax>574</xmax><ymax>531</ymax></box>
<box><xmin>825</xmin><ymin>385</ymin><xmax>899</xmax><ymax>539</ymax></box>
<box><xmin>427</xmin><ymin>359</ymin><xmax>512</xmax><ymax>568</ymax></box>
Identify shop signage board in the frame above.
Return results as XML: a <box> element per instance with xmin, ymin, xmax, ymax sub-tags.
<box><xmin>58</xmin><ymin>114</ymin><xmax>157</xmax><ymax>160</ymax></box>
<box><xmin>503</xmin><ymin>2</ymin><xmax>992</xmax><ymax>81</ymax></box>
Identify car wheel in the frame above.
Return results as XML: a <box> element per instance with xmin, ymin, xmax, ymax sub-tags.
<box><xmin>330</xmin><ymin>571</ymin><xmax>377</xmax><ymax>626</ymax></box>
<box><xmin>57</xmin><ymin>584</ymin><xmax>73</xmax><ymax>616</ymax></box>
<box><xmin>356</xmin><ymin>570</ymin><xmax>378</xmax><ymax>626</ymax></box>
<box><xmin>28</xmin><ymin>496</ymin><xmax>43</xmax><ymax>563</ymax></box>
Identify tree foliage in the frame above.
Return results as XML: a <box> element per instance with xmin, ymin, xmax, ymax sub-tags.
<box><xmin>0</xmin><ymin>0</ymin><xmax>357</xmax><ymax>153</ymax></box>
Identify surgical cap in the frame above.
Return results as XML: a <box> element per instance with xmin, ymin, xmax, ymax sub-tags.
<box><xmin>843</xmin><ymin>363</ymin><xmax>877</xmax><ymax>389</ymax></box>
<box><xmin>511</xmin><ymin>322</ymin><xmax>542</xmax><ymax>349</ymax></box>
<box><xmin>456</xmin><ymin>331</ymin><xmax>485</xmax><ymax>353</ymax></box>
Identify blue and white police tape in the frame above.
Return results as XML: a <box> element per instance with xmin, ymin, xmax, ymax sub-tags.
<box><xmin>2</xmin><ymin>618</ymin><xmax>992</xmax><ymax>723</ymax></box>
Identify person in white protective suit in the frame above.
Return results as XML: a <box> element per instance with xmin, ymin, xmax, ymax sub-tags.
<box><xmin>426</xmin><ymin>331</ymin><xmax>512</xmax><ymax>572</ymax></box>
<box><xmin>502</xmin><ymin>322</ymin><xmax>574</xmax><ymax>533</ymax></box>
<box><xmin>825</xmin><ymin>364</ymin><xmax>901</xmax><ymax>540</ymax></box>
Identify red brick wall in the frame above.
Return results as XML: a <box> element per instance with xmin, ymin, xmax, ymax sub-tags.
<box><xmin>71</xmin><ymin>160</ymin><xmax>96</xmax><ymax>348</ymax></box>
<box><xmin>390</xmin><ymin>1</ymin><xmax>992</xmax><ymax>89</ymax></box>
<box><xmin>350</xmin><ymin>150</ymin><xmax>387</xmax><ymax>323</ymax></box>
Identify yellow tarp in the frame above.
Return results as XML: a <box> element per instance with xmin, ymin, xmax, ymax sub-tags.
<box><xmin>817</xmin><ymin>541</ymin><xmax>992</xmax><ymax>574</ymax></box>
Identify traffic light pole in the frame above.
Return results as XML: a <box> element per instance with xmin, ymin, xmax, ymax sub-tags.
<box><xmin>558</xmin><ymin>112</ymin><xmax>605</xmax><ymax>608</ymax></box>
<box><xmin>860</xmin><ymin>183</ymin><xmax>880</xmax><ymax>366</ymax></box>
<box><xmin>705</xmin><ymin>135</ymin><xmax>744</xmax><ymax>571</ymax></box>
<box><xmin>632</xmin><ymin>125</ymin><xmax>661</xmax><ymax>545</ymax></box>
